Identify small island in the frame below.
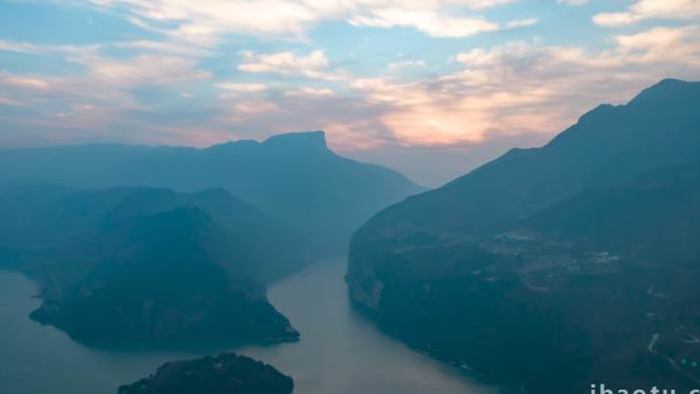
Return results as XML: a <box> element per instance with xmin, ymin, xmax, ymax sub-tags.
<box><xmin>117</xmin><ymin>353</ymin><xmax>294</xmax><ymax>394</ymax></box>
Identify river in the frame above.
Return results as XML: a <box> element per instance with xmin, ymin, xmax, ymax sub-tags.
<box><xmin>0</xmin><ymin>260</ymin><xmax>497</xmax><ymax>394</ymax></box>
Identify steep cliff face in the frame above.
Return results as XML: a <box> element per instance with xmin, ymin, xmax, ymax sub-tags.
<box><xmin>347</xmin><ymin>79</ymin><xmax>700</xmax><ymax>392</ymax></box>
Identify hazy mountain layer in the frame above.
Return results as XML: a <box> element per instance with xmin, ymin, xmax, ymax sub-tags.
<box><xmin>0</xmin><ymin>131</ymin><xmax>423</xmax><ymax>257</ymax></box>
<box><xmin>347</xmin><ymin>79</ymin><xmax>700</xmax><ymax>392</ymax></box>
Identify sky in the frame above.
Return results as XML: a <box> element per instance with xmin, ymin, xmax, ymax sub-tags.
<box><xmin>0</xmin><ymin>0</ymin><xmax>699</xmax><ymax>186</ymax></box>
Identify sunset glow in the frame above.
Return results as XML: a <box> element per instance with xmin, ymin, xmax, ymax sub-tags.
<box><xmin>1</xmin><ymin>0</ymin><xmax>699</xmax><ymax>183</ymax></box>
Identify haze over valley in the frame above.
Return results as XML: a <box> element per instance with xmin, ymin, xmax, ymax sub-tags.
<box><xmin>2</xmin><ymin>1</ymin><xmax>700</xmax><ymax>393</ymax></box>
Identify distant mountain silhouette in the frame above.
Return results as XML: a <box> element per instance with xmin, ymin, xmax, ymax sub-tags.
<box><xmin>358</xmin><ymin>79</ymin><xmax>700</xmax><ymax>235</ymax></box>
<box><xmin>0</xmin><ymin>131</ymin><xmax>423</xmax><ymax>257</ymax></box>
<box><xmin>347</xmin><ymin>79</ymin><xmax>700</xmax><ymax>392</ymax></box>
<box><xmin>117</xmin><ymin>352</ymin><xmax>293</xmax><ymax>394</ymax></box>
<box><xmin>0</xmin><ymin>185</ymin><xmax>300</xmax><ymax>350</ymax></box>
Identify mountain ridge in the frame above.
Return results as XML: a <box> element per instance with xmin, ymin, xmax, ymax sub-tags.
<box><xmin>361</xmin><ymin>79</ymin><xmax>700</xmax><ymax>235</ymax></box>
<box><xmin>0</xmin><ymin>185</ymin><xmax>301</xmax><ymax>350</ymax></box>
<box><xmin>347</xmin><ymin>78</ymin><xmax>700</xmax><ymax>393</ymax></box>
<box><xmin>0</xmin><ymin>130</ymin><xmax>424</xmax><ymax>258</ymax></box>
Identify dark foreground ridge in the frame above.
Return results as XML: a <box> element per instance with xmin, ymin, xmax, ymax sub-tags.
<box><xmin>117</xmin><ymin>353</ymin><xmax>294</xmax><ymax>394</ymax></box>
<box><xmin>347</xmin><ymin>79</ymin><xmax>700</xmax><ymax>392</ymax></box>
<box><xmin>0</xmin><ymin>186</ymin><xmax>299</xmax><ymax>350</ymax></box>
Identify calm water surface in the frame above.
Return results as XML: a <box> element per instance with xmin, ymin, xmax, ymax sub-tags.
<box><xmin>0</xmin><ymin>260</ymin><xmax>497</xmax><ymax>394</ymax></box>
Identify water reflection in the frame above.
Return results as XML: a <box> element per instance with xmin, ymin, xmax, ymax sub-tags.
<box><xmin>0</xmin><ymin>261</ymin><xmax>497</xmax><ymax>394</ymax></box>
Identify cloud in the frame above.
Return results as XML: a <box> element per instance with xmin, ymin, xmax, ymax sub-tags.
<box><xmin>237</xmin><ymin>50</ymin><xmax>346</xmax><ymax>80</ymax></box>
<box><xmin>351</xmin><ymin>74</ymin><xmax>553</xmax><ymax>145</ymax></box>
<box><xmin>216</xmin><ymin>83</ymin><xmax>268</xmax><ymax>93</ymax></box>
<box><xmin>505</xmin><ymin>18</ymin><xmax>539</xmax><ymax>29</ymax></box>
<box><xmin>85</xmin><ymin>55</ymin><xmax>210</xmax><ymax>87</ymax></box>
<box><xmin>114</xmin><ymin>40</ymin><xmax>213</xmax><ymax>57</ymax></box>
<box><xmin>0</xmin><ymin>96</ymin><xmax>23</xmax><ymax>107</ymax></box>
<box><xmin>346</xmin><ymin>1</ymin><xmax>535</xmax><ymax>38</ymax></box>
<box><xmin>239</xmin><ymin>50</ymin><xmax>327</xmax><ymax>73</ymax></box>
<box><xmin>348</xmin><ymin>25</ymin><xmax>700</xmax><ymax>146</ymax></box>
<box><xmin>11</xmin><ymin>23</ymin><xmax>692</xmax><ymax>151</ymax></box>
<box><xmin>0</xmin><ymin>40</ymin><xmax>212</xmax><ymax>135</ymax></box>
<box><xmin>558</xmin><ymin>0</ymin><xmax>588</xmax><ymax>6</ymax></box>
<box><xmin>228</xmin><ymin>99</ymin><xmax>281</xmax><ymax>118</ymax></box>
<box><xmin>84</xmin><ymin>0</ymin><xmax>320</xmax><ymax>42</ymax></box>
<box><xmin>214</xmin><ymin>78</ymin><xmax>393</xmax><ymax>150</ymax></box>
<box><xmin>387</xmin><ymin>60</ymin><xmax>427</xmax><ymax>72</ymax></box>
<box><xmin>0</xmin><ymin>39</ymin><xmax>209</xmax><ymax>88</ymax></box>
<box><xmin>594</xmin><ymin>0</ymin><xmax>700</xmax><ymax>26</ymax></box>
<box><xmin>614</xmin><ymin>26</ymin><xmax>700</xmax><ymax>63</ymax></box>
<box><xmin>0</xmin><ymin>73</ymin><xmax>51</xmax><ymax>90</ymax></box>
<box><xmin>284</xmin><ymin>87</ymin><xmax>335</xmax><ymax>96</ymax></box>
<box><xmin>348</xmin><ymin>8</ymin><xmax>500</xmax><ymax>38</ymax></box>
<box><xmin>210</xmin><ymin>24</ymin><xmax>700</xmax><ymax>152</ymax></box>
<box><xmin>76</xmin><ymin>0</ymin><xmax>520</xmax><ymax>42</ymax></box>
